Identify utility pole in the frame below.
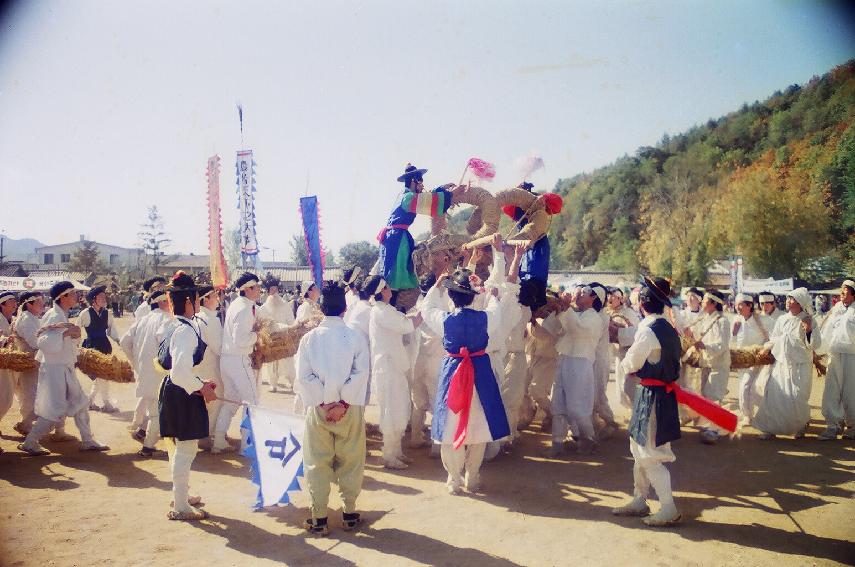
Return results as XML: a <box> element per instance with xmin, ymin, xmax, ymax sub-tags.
<box><xmin>0</xmin><ymin>230</ymin><xmax>6</xmax><ymax>267</ymax></box>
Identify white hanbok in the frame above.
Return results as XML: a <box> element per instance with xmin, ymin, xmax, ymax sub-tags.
<box><xmin>754</xmin><ymin>313</ymin><xmax>821</xmax><ymax>435</ymax></box>
<box><xmin>820</xmin><ymin>302</ymin><xmax>855</xmax><ymax>433</ymax></box>
<box><xmin>13</xmin><ymin>310</ymin><xmax>42</xmax><ymax>429</ymax></box>
<box><xmin>258</xmin><ymin>294</ymin><xmax>296</xmax><ymax>391</ymax></box>
<box><xmin>733</xmin><ymin>313</ymin><xmax>769</xmax><ymax>421</ymax></box>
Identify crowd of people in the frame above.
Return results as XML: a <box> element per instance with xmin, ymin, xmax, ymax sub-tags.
<box><xmin>0</xmin><ymin>164</ymin><xmax>852</xmax><ymax>535</ymax></box>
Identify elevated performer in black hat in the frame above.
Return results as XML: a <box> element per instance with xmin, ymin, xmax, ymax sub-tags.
<box><xmin>375</xmin><ymin>164</ymin><xmax>456</xmax><ymax>292</ymax></box>
<box><xmin>79</xmin><ymin>285</ymin><xmax>121</xmax><ymax>413</ymax></box>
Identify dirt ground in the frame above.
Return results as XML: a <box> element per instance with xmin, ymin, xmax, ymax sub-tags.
<box><xmin>1</xmin><ymin>314</ymin><xmax>853</xmax><ymax>567</ymax></box>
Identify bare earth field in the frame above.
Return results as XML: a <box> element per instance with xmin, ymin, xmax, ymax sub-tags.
<box><xmin>1</xmin><ymin>315</ymin><xmax>853</xmax><ymax>566</ymax></box>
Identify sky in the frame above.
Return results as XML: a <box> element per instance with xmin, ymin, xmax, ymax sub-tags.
<box><xmin>0</xmin><ymin>0</ymin><xmax>853</xmax><ymax>263</ymax></box>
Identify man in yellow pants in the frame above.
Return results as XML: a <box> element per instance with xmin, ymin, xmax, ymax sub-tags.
<box><xmin>295</xmin><ymin>281</ymin><xmax>370</xmax><ymax>536</ymax></box>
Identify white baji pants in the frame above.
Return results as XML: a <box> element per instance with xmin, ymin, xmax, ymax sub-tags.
<box><xmin>821</xmin><ymin>352</ymin><xmax>855</xmax><ymax>431</ymax></box>
<box><xmin>15</xmin><ymin>369</ymin><xmax>38</xmax><ymax>429</ymax></box>
<box><xmin>167</xmin><ymin>439</ymin><xmax>198</xmax><ymax>513</ymax></box>
<box><xmin>142</xmin><ymin>396</ymin><xmax>161</xmax><ymax>449</ymax></box>
<box><xmin>214</xmin><ymin>354</ymin><xmax>258</xmax><ymax>447</ymax></box>
<box><xmin>89</xmin><ymin>378</ymin><xmax>113</xmax><ymax>407</ymax></box>
<box><xmin>441</xmin><ymin>442</ymin><xmax>486</xmax><ymax>490</ymax></box>
<box><xmin>374</xmin><ymin>357</ymin><xmax>411</xmax><ymax>461</ymax></box>
<box><xmin>0</xmin><ymin>369</ymin><xmax>14</xmax><ymax>425</ymax></box>
<box><xmin>501</xmin><ymin>351</ymin><xmax>528</xmax><ymax>437</ymax></box>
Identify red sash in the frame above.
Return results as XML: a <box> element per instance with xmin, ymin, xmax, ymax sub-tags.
<box><xmin>446</xmin><ymin>347</ymin><xmax>487</xmax><ymax>449</ymax></box>
<box><xmin>639</xmin><ymin>378</ymin><xmax>738</xmax><ymax>432</ymax></box>
<box><xmin>376</xmin><ymin>224</ymin><xmax>410</xmax><ymax>243</ymax></box>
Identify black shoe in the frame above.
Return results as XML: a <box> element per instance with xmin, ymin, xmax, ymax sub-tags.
<box><xmin>132</xmin><ymin>429</ymin><xmax>146</xmax><ymax>442</ymax></box>
<box><xmin>138</xmin><ymin>446</ymin><xmax>156</xmax><ymax>458</ymax></box>
<box><xmin>304</xmin><ymin>517</ymin><xmax>330</xmax><ymax>536</ymax></box>
<box><xmin>342</xmin><ymin>512</ymin><xmax>362</xmax><ymax>531</ymax></box>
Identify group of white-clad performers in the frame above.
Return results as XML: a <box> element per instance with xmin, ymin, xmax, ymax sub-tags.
<box><xmin>0</xmin><ymin>164</ymin><xmax>853</xmax><ymax>534</ymax></box>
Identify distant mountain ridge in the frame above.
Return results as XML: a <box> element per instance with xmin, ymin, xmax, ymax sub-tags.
<box><xmin>1</xmin><ymin>237</ymin><xmax>44</xmax><ymax>261</ymax></box>
<box><xmin>548</xmin><ymin>59</ymin><xmax>855</xmax><ymax>284</ymax></box>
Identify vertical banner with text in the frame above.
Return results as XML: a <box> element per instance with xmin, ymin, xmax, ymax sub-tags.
<box><xmin>236</xmin><ymin>150</ymin><xmax>259</xmax><ymax>265</ymax></box>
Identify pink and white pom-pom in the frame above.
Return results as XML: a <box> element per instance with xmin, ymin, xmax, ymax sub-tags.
<box><xmin>467</xmin><ymin>157</ymin><xmax>496</xmax><ymax>181</ymax></box>
<box><xmin>513</xmin><ymin>152</ymin><xmax>545</xmax><ymax>180</ymax></box>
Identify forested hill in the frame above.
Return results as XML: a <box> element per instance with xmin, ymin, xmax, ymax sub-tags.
<box><xmin>548</xmin><ymin>59</ymin><xmax>855</xmax><ymax>285</ymax></box>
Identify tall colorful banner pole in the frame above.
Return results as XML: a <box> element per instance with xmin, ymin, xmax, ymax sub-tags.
<box><xmin>299</xmin><ymin>196</ymin><xmax>324</xmax><ymax>287</ymax></box>
<box><xmin>236</xmin><ymin>149</ymin><xmax>260</xmax><ymax>268</ymax></box>
<box><xmin>206</xmin><ymin>155</ymin><xmax>229</xmax><ymax>289</ymax></box>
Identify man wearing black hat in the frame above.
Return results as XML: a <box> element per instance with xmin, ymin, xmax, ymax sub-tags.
<box><xmin>79</xmin><ymin>285</ymin><xmax>121</xmax><ymax>413</ymax></box>
<box><xmin>134</xmin><ymin>276</ymin><xmax>167</xmax><ymax>319</ymax></box>
<box><xmin>612</xmin><ymin>277</ymin><xmax>682</xmax><ymax>527</ymax></box>
<box><xmin>19</xmin><ymin>282</ymin><xmax>109</xmax><ymax>455</ymax></box>
<box><xmin>213</xmin><ymin>271</ymin><xmax>261</xmax><ymax>454</ymax></box>
<box><xmin>0</xmin><ymin>291</ymin><xmax>18</xmax><ymax>452</ymax></box>
<box><xmin>258</xmin><ymin>276</ymin><xmax>296</xmax><ymax>393</ymax></box>
<box><xmin>375</xmin><ymin>164</ymin><xmax>456</xmax><ymax>291</ymax></box>
<box><xmin>296</xmin><ymin>281</ymin><xmax>370</xmax><ymax>535</ymax></box>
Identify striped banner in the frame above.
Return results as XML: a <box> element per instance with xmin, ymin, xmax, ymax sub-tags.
<box><xmin>206</xmin><ymin>155</ymin><xmax>229</xmax><ymax>288</ymax></box>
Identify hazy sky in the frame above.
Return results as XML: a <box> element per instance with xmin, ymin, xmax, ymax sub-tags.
<box><xmin>1</xmin><ymin>1</ymin><xmax>852</xmax><ymax>262</ymax></box>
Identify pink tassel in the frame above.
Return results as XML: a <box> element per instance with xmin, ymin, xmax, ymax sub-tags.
<box><xmin>466</xmin><ymin>157</ymin><xmax>496</xmax><ymax>181</ymax></box>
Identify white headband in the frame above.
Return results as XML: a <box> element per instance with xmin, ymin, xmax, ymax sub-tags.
<box><xmin>592</xmin><ymin>286</ymin><xmax>606</xmax><ymax>305</ymax></box>
<box><xmin>843</xmin><ymin>279</ymin><xmax>855</xmax><ymax>291</ymax></box>
<box><xmin>56</xmin><ymin>288</ymin><xmax>76</xmax><ymax>301</ymax></box>
<box><xmin>200</xmin><ymin>289</ymin><xmax>217</xmax><ymax>300</ymax></box>
<box><xmin>703</xmin><ymin>292</ymin><xmax>724</xmax><ymax>305</ymax></box>
<box><xmin>370</xmin><ymin>278</ymin><xmax>388</xmax><ymax>297</ymax></box>
<box><xmin>238</xmin><ymin>279</ymin><xmax>260</xmax><ymax>291</ymax></box>
<box><xmin>735</xmin><ymin>293</ymin><xmax>753</xmax><ymax>304</ymax></box>
<box><xmin>758</xmin><ymin>294</ymin><xmax>775</xmax><ymax>303</ymax></box>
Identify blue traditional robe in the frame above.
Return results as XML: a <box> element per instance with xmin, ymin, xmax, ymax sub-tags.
<box><xmin>429</xmin><ymin>307</ymin><xmax>510</xmax><ymax>444</ymax></box>
<box><xmin>377</xmin><ymin>187</ymin><xmax>452</xmax><ymax>290</ymax></box>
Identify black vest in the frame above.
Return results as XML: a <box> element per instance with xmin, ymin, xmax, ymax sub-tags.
<box><xmin>628</xmin><ymin>317</ymin><xmax>682</xmax><ymax>447</ymax></box>
<box><xmin>82</xmin><ymin>307</ymin><xmax>112</xmax><ymax>354</ymax></box>
<box><xmin>157</xmin><ymin>318</ymin><xmax>207</xmax><ymax>371</ymax></box>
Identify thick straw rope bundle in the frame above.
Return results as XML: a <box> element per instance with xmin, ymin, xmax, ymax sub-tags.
<box><xmin>495</xmin><ymin>187</ymin><xmax>550</xmax><ymax>242</ymax></box>
<box><xmin>0</xmin><ymin>347</ymin><xmax>134</xmax><ymax>382</ymax></box>
<box><xmin>0</xmin><ymin>348</ymin><xmax>39</xmax><ymax>373</ymax></box>
<box><xmin>77</xmin><ymin>348</ymin><xmax>135</xmax><ymax>383</ymax></box>
<box><xmin>430</xmin><ymin>186</ymin><xmax>499</xmax><ymax>240</ymax></box>
<box><xmin>251</xmin><ymin>313</ymin><xmax>324</xmax><ymax>369</ymax></box>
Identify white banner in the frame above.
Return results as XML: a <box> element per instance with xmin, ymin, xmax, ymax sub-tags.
<box><xmin>244</xmin><ymin>405</ymin><xmax>305</xmax><ymax>509</ymax></box>
<box><xmin>0</xmin><ymin>276</ymin><xmax>89</xmax><ymax>292</ymax></box>
<box><xmin>741</xmin><ymin>277</ymin><xmax>794</xmax><ymax>294</ymax></box>
<box><xmin>236</xmin><ymin>149</ymin><xmax>259</xmax><ymax>255</ymax></box>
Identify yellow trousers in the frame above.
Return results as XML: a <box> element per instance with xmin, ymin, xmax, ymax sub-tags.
<box><xmin>303</xmin><ymin>405</ymin><xmax>366</xmax><ymax>519</ymax></box>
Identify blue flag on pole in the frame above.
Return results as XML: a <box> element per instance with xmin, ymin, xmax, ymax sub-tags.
<box><xmin>242</xmin><ymin>406</ymin><xmax>305</xmax><ymax>509</ymax></box>
<box><xmin>299</xmin><ymin>195</ymin><xmax>324</xmax><ymax>287</ymax></box>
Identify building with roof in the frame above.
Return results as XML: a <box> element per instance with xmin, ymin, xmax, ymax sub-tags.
<box><xmin>33</xmin><ymin>236</ymin><xmax>144</xmax><ymax>272</ymax></box>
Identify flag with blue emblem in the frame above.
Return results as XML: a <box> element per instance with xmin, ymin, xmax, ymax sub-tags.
<box><xmin>242</xmin><ymin>405</ymin><xmax>305</xmax><ymax>509</ymax></box>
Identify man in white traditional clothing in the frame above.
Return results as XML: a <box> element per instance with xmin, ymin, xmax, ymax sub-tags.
<box><xmin>134</xmin><ymin>276</ymin><xmax>166</xmax><ymax>319</ymax></box>
<box><xmin>258</xmin><ymin>277</ymin><xmax>296</xmax><ymax>393</ymax></box>
<box><xmin>18</xmin><ymin>282</ymin><xmax>109</xmax><ymax>455</ymax></box>
<box><xmin>731</xmin><ymin>293</ymin><xmax>769</xmax><ymax>424</ymax></box>
<box><xmin>296</xmin><ymin>280</ymin><xmax>322</xmax><ymax>323</ymax></box>
<box><xmin>121</xmin><ymin>289</ymin><xmax>171</xmax><ymax>457</ymax></box>
<box><xmin>687</xmin><ymin>290</ymin><xmax>730</xmax><ymax>444</ymax></box>
<box><xmin>194</xmin><ymin>285</ymin><xmax>223</xmax><ymax>450</ymax></box>
<box><xmin>213</xmin><ymin>271</ymin><xmax>261</xmax><ymax>454</ymax></box>
<box><xmin>0</xmin><ymin>291</ymin><xmax>19</xmax><ymax>452</ymax></box>
<box><xmin>817</xmin><ymin>280</ymin><xmax>855</xmax><ymax>440</ymax></box>
<box><xmin>295</xmin><ymin>281</ymin><xmax>370</xmax><ymax>536</ymax></box>
<box><xmin>12</xmin><ymin>292</ymin><xmax>45</xmax><ymax>436</ymax></box>
<box><xmin>754</xmin><ymin>288</ymin><xmax>821</xmax><ymax>439</ymax></box>
<box><xmin>591</xmin><ymin>282</ymin><xmax>619</xmax><ymax>438</ymax></box>
<box><xmin>546</xmin><ymin>284</ymin><xmax>605</xmax><ymax>456</ymax></box>
<box><xmin>122</xmin><ymin>290</ymin><xmax>170</xmax><ymax>440</ymax></box>
<box><xmin>675</xmin><ymin>288</ymin><xmax>705</xmax><ymax>425</ymax></box>
<box><xmin>409</xmin><ymin>274</ymin><xmax>446</xmax><ymax>449</ymax></box>
<box><xmin>757</xmin><ymin>291</ymin><xmax>784</xmax><ymax>332</ymax></box>
<box><xmin>612</xmin><ymin>277</ymin><xmax>682</xmax><ymax>527</ymax></box>
<box><xmin>341</xmin><ymin>266</ymin><xmax>362</xmax><ymax>314</ymax></box>
<box><xmin>607</xmin><ymin>288</ymin><xmax>641</xmax><ymax>410</ymax></box>
<box><xmin>366</xmin><ymin>274</ymin><xmax>423</xmax><ymax>468</ymax></box>
<box><xmin>526</xmin><ymin>310</ymin><xmax>560</xmax><ymax>432</ymax></box>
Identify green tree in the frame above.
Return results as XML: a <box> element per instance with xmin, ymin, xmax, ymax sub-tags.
<box><xmin>67</xmin><ymin>240</ymin><xmax>106</xmax><ymax>273</ymax></box>
<box><xmin>138</xmin><ymin>206</ymin><xmax>171</xmax><ymax>274</ymax></box>
<box><xmin>339</xmin><ymin>241</ymin><xmax>378</xmax><ymax>273</ymax></box>
<box><xmin>289</xmin><ymin>233</ymin><xmax>308</xmax><ymax>265</ymax></box>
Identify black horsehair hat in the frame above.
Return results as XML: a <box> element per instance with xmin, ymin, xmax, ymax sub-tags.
<box><xmin>397</xmin><ymin>163</ymin><xmax>427</xmax><ymax>184</ymax></box>
<box><xmin>86</xmin><ymin>285</ymin><xmax>107</xmax><ymax>303</ymax></box>
<box><xmin>444</xmin><ymin>269</ymin><xmax>478</xmax><ymax>296</ymax></box>
<box><xmin>641</xmin><ymin>276</ymin><xmax>672</xmax><ymax>307</ymax></box>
